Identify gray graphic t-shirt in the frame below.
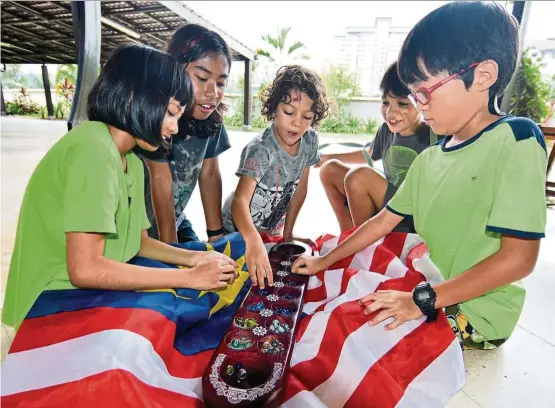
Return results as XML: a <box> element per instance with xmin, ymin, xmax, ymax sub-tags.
<box><xmin>138</xmin><ymin>125</ymin><xmax>230</xmax><ymax>234</ymax></box>
<box><xmin>222</xmin><ymin>125</ymin><xmax>320</xmax><ymax>234</ymax></box>
<box><xmin>371</xmin><ymin>123</ymin><xmax>433</xmax><ymax>187</ymax></box>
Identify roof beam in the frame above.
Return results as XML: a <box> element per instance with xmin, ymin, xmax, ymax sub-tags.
<box><xmin>158</xmin><ymin>1</ymin><xmax>254</xmax><ymax>60</ymax></box>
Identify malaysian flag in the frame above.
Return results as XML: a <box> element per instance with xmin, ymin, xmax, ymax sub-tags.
<box><xmin>1</xmin><ymin>231</ymin><xmax>464</xmax><ymax>407</ymax></box>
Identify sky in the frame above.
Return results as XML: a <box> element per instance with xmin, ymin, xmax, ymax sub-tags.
<box><xmin>184</xmin><ymin>0</ymin><xmax>555</xmax><ymax>68</ymax></box>
<box><xmin>17</xmin><ymin>1</ymin><xmax>555</xmax><ymax>75</ymax></box>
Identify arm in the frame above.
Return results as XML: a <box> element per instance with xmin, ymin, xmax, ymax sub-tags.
<box><xmin>198</xmin><ymin>157</ymin><xmax>225</xmax><ymax>241</ymax></box>
<box><xmin>66</xmin><ymin>231</ymin><xmax>236</xmax><ymax>291</ymax></box>
<box><xmin>231</xmin><ymin>175</ymin><xmax>273</xmax><ymax>288</ymax></box>
<box><xmin>282</xmin><ymin>167</ymin><xmax>310</xmax><ymax>242</ymax></box>
<box><xmin>318</xmin><ymin>146</ymin><xmax>372</xmax><ymax>167</ymax></box>
<box><xmin>144</xmin><ymin>159</ymin><xmax>177</xmax><ymax>243</ymax></box>
<box><xmin>138</xmin><ymin>230</ymin><xmax>236</xmax><ymax>268</ymax></box>
<box><xmin>361</xmin><ymin>235</ymin><xmax>540</xmax><ymax>330</ymax></box>
<box><xmin>292</xmin><ymin>208</ymin><xmax>403</xmax><ymax>274</ymax></box>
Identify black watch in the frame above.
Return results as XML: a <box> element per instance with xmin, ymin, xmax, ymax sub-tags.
<box><xmin>412</xmin><ymin>282</ymin><xmax>438</xmax><ymax>322</ymax></box>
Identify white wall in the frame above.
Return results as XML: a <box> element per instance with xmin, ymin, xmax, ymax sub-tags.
<box><xmin>3</xmin><ymin>88</ymin><xmax>64</xmax><ymax>106</ymax></box>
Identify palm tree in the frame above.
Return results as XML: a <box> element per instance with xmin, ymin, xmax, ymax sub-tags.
<box><xmin>256</xmin><ymin>26</ymin><xmax>309</xmax><ymax>67</ymax></box>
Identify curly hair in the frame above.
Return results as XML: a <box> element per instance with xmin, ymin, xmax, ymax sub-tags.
<box><xmin>260</xmin><ymin>65</ymin><xmax>329</xmax><ymax>126</ymax></box>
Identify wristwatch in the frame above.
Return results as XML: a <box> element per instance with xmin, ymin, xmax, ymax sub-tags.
<box><xmin>412</xmin><ymin>282</ymin><xmax>438</xmax><ymax>322</ymax></box>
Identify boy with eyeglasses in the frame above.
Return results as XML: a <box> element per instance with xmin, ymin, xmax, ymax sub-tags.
<box><xmin>292</xmin><ymin>1</ymin><xmax>547</xmax><ymax>350</ymax></box>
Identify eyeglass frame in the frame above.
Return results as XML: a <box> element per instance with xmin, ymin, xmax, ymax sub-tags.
<box><xmin>408</xmin><ymin>62</ymin><xmax>480</xmax><ymax>106</ymax></box>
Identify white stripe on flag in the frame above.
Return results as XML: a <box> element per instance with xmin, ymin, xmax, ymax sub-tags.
<box><xmin>399</xmin><ymin>234</ymin><xmax>424</xmax><ymax>264</ymax></box>
<box><xmin>1</xmin><ymin>329</ymin><xmax>202</xmax><ymax>399</ymax></box>
<box><xmin>349</xmin><ymin>237</ymin><xmax>384</xmax><ymax>271</ymax></box>
<box><xmin>412</xmin><ymin>253</ymin><xmax>444</xmax><ymax>284</ymax></box>
<box><xmin>384</xmin><ymin>256</ymin><xmax>410</xmax><ymax>279</ymax></box>
<box><xmin>319</xmin><ymin>235</ymin><xmax>340</xmax><ymax>256</ymax></box>
<box><xmin>303</xmin><ymin>268</ymin><xmax>344</xmax><ymax>315</ymax></box>
<box><xmin>285</xmin><ymin>315</ymin><xmax>426</xmax><ymax>407</ymax></box>
<box><xmin>281</xmin><ymin>390</ymin><xmax>330</xmax><ymax>408</ymax></box>
<box><xmin>292</xmin><ymin>270</ymin><xmax>389</xmax><ymax>367</ymax></box>
<box><xmin>395</xmin><ymin>339</ymin><xmax>465</xmax><ymax>408</ymax></box>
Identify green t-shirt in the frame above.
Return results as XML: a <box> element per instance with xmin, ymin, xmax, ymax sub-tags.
<box><xmin>2</xmin><ymin>121</ymin><xmax>150</xmax><ymax>329</ymax></box>
<box><xmin>387</xmin><ymin>116</ymin><xmax>547</xmax><ymax>340</ymax></box>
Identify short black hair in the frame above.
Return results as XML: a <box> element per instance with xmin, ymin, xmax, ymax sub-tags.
<box><xmin>261</xmin><ymin>65</ymin><xmax>329</xmax><ymax>126</ymax></box>
<box><xmin>398</xmin><ymin>1</ymin><xmax>519</xmax><ymax>100</ymax></box>
<box><xmin>380</xmin><ymin>61</ymin><xmax>411</xmax><ymax>98</ymax></box>
<box><xmin>166</xmin><ymin>24</ymin><xmax>233</xmax><ymax>138</ymax></box>
<box><xmin>87</xmin><ymin>43</ymin><xmax>193</xmax><ymax>149</ymax></box>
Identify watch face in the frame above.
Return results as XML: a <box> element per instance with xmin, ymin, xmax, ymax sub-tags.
<box><xmin>417</xmin><ymin>291</ymin><xmax>430</xmax><ymax>302</ymax></box>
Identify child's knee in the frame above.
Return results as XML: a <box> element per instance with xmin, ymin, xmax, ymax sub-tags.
<box><xmin>319</xmin><ymin>159</ymin><xmax>344</xmax><ymax>185</ymax></box>
<box><xmin>344</xmin><ymin>167</ymin><xmax>373</xmax><ymax>191</ymax></box>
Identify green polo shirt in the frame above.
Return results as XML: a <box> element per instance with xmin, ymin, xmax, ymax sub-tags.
<box><xmin>388</xmin><ymin>116</ymin><xmax>547</xmax><ymax>340</ymax></box>
<box><xmin>2</xmin><ymin>121</ymin><xmax>150</xmax><ymax>329</ymax></box>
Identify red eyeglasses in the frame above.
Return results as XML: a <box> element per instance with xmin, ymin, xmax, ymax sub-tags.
<box><xmin>408</xmin><ymin>62</ymin><xmax>480</xmax><ymax>106</ymax></box>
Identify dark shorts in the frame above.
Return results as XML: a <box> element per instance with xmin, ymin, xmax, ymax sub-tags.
<box><xmin>148</xmin><ymin>215</ymin><xmax>199</xmax><ymax>243</ymax></box>
<box><xmin>344</xmin><ymin>182</ymin><xmax>415</xmax><ymax>233</ymax></box>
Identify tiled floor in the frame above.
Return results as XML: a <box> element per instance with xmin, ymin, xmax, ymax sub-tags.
<box><xmin>1</xmin><ymin>117</ymin><xmax>554</xmax><ymax>406</ymax></box>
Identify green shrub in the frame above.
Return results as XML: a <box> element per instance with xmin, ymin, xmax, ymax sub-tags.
<box><xmin>510</xmin><ymin>50</ymin><xmax>552</xmax><ymax>123</ymax></box>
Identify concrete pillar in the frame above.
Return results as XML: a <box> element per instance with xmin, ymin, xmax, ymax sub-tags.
<box><xmin>243</xmin><ymin>59</ymin><xmax>252</xmax><ymax>129</ymax></box>
<box><xmin>67</xmin><ymin>1</ymin><xmax>101</xmax><ymax>130</ymax></box>
<box><xmin>41</xmin><ymin>64</ymin><xmax>55</xmax><ymax>119</ymax></box>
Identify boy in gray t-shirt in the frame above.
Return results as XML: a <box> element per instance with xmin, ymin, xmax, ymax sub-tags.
<box><xmin>222</xmin><ymin>125</ymin><xmax>320</xmax><ymax>234</ymax></box>
<box><xmin>223</xmin><ymin>65</ymin><xmax>329</xmax><ymax>289</ymax></box>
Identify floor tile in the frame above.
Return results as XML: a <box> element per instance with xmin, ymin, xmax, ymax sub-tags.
<box><xmin>462</xmin><ymin>326</ymin><xmax>555</xmax><ymax>408</ymax></box>
<box><xmin>446</xmin><ymin>391</ymin><xmax>482</xmax><ymax>408</ymax></box>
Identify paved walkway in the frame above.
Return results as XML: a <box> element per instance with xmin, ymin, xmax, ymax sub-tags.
<box><xmin>1</xmin><ymin>117</ymin><xmax>554</xmax><ymax>407</ymax></box>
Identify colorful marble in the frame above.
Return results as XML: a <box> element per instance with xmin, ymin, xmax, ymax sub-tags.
<box><xmin>229</xmin><ymin>336</ymin><xmax>253</xmax><ymax>350</ymax></box>
<box><xmin>246</xmin><ymin>302</ymin><xmax>264</xmax><ymax>312</ymax></box>
<box><xmin>268</xmin><ymin>319</ymin><xmax>291</xmax><ymax>334</ymax></box>
<box><xmin>234</xmin><ymin>316</ymin><xmax>258</xmax><ymax>329</ymax></box>
<box><xmin>260</xmin><ymin>339</ymin><xmax>285</xmax><ymax>355</ymax></box>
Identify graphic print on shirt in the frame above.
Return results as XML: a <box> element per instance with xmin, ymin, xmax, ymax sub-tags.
<box><xmin>171</xmin><ymin>141</ymin><xmax>204</xmax><ymax>228</ymax></box>
<box><xmin>383</xmin><ymin>145</ymin><xmax>419</xmax><ymax>187</ymax></box>
<box><xmin>250</xmin><ymin>179</ymin><xmax>300</xmax><ymax>232</ymax></box>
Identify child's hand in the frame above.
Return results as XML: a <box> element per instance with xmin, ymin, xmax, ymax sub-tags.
<box><xmin>246</xmin><ymin>238</ymin><xmax>273</xmax><ymax>289</ymax></box>
<box><xmin>291</xmin><ymin>255</ymin><xmax>326</xmax><ymax>275</ymax></box>
<box><xmin>186</xmin><ymin>259</ymin><xmax>238</xmax><ymax>290</ymax></box>
<box><xmin>190</xmin><ymin>250</ymin><xmax>237</xmax><ymax>269</ymax></box>
<box><xmin>359</xmin><ymin>290</ymin><xmax>423</xmax><ymax>330</ymax></box>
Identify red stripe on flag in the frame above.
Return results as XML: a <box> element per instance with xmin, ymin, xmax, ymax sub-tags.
<box><xmin>382</xmin><ymin>232</ymin><xmax>408</xmax><ymax>258</ymax></box>
<box><xmin>406</xmin><ymin>242</ymin><xmax>429</xmax><ymax>270</ymax></box>
<box><xmin>1</xmin><ymin>369</ymin><xmax>203</xmax><ymax>408</ymax></box>
<box><xmin>10</xmin><ymin>307</ymin><xmax>213</xmax><ymax>379</ymax></box>
<box><xmin>304</xmin><ymin>271</ymin><xmax>330</xmax><ymax>304</ymax></box>
<box><xmin>315</xmin><ymin>233</ymin><xmax>336</xmax><ymax>250</ymax></box>
<box><xmin>328</xmin><ymin>255</ymin><xmax>355</xmax><ymax>271</ymax></box>
<box><xmin>344</xmin><ymin>312</ymin><xmax>454</xmax><ymax>408</ymax></box>
<box><xmin>283</xmin><ymin>299</ymin><xmax>371</xmax><ymax>401</ymax></box>
<box><xmin>369</xmin><ymin>243</ymin><xmax>397</xmax><ymax>275</ymax></box>
<box><xmin>340</xmin><ymin>268</ymin><xmax>360</xmax><ymax>295</ymax></box>
<box><xmin>283</xmin><ymin>272</ymin><xmax>426</xmax><ymax>402</ymax></box>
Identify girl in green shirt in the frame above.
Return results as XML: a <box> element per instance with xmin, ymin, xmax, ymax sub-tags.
<box><xmin>3</xmin><ymin>44</ymin><xmax>238</xmax><ymax>330</ymax></box>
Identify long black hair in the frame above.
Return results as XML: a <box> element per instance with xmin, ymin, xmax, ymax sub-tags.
<box><xmin>166</xmin><ymin>24</ymin><xmax>233</xmax><ymax>139</ymax></box>
<box><xmin>87</xmin><ymin>44</ymin><xmax>193</xmax><ymax>149</ymax></box>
